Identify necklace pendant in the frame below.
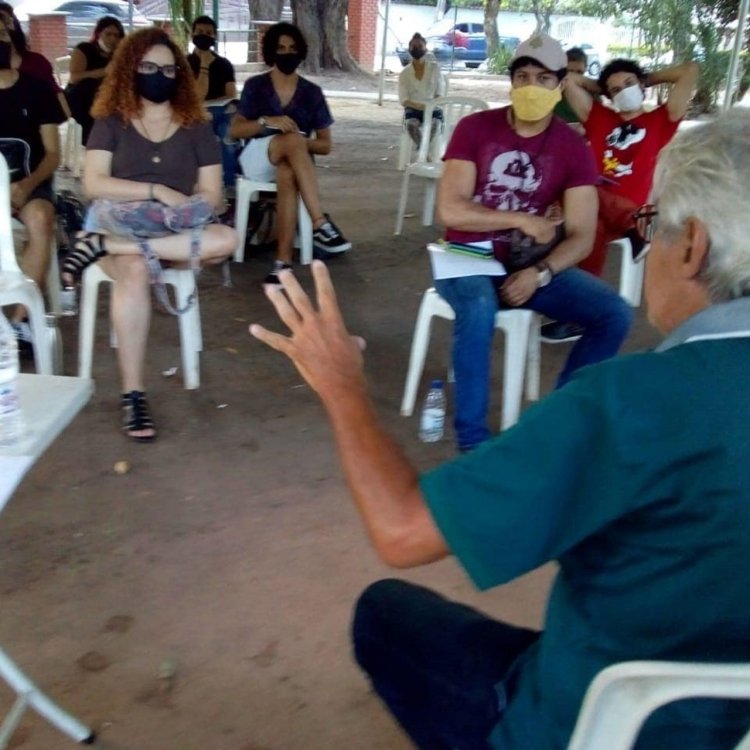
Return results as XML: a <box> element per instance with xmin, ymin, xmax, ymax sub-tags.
<box><xmin>152</xmin><ymin>153</ymin><xmax>161</xmax><ymax>164</ymax></box>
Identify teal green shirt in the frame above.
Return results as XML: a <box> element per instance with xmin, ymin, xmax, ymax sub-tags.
<box><xmin>421</xmin><ymin>300</ymin><xmax>750</xmax><ymax>749</ymax></box>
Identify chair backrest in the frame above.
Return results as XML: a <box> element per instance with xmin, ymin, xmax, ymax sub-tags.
<box><xmin>417</xmin><ymin>95</ymin><xmax>489</xmax><ymax>163</ymax></box>
<box><xmin>567</xmin><ymin>660</ymin><xmax>750</xmax><ymax>750</ymax></box>
<box><xmin>54</xmin><ymin>55</ymin><xmax>71</xmax><ymax>87</ymax></box>
<box><xmin>0</xmin><ymin>154</ymin><xmax>22</xmax><ymax>274</ymax></box>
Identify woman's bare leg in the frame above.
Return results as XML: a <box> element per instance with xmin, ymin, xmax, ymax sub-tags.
<box><xmin>268</xmin><ymin>133</ymin><xmax>325</xmax><ymax>227</ymax></box>
<box><xmin>274</xmin><ymin>162</ymin><xmax>298</xmax><ymax>265</ymax></box>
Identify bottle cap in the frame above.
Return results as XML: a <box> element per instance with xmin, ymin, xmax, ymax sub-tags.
<box><xmin>430</xmin><ymin>379</ymin><xmax>444</xmax><ymax>388</ymax></box>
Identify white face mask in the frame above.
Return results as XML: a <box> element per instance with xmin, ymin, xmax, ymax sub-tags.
<box><xmin>613</xmin><ymin>84</ymin><xmax>644</xmax><ymax>113</ymax></box>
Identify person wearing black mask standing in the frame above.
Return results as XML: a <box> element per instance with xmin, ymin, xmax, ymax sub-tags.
<box><xmin>398</xmin><ymin>32</ymin><xmax>446</xmax><ymax>148</ymax></box>
<box><xmin>186</xmin><ymin>15</ymin><xmax>238</xmax><ymax>195</ymax></box>
<box><xmin>60</xmin><ymin>28</ymin><xmax>236</xmax><ymax>441</ymax></box>
<box><xmin>230</xmin><ymin>21</ymin><xmax>351</xmax><ymax>285</ymax></box>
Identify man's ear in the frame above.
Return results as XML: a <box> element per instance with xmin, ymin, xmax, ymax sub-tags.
<box><xmin>681</xmin><ymin>217</ymin><xmax>710</xmax><ymax>280</ymax></box>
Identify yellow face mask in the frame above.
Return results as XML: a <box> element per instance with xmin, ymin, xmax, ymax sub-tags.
<box><xmin>510</xmin><ymin>85</ymin><xmax>562</xmax><ymax>122</ymax></box>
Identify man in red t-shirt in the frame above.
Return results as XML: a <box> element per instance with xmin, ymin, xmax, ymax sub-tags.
<box><xmin>564</xmin><ymin>58</ymin><xmax>698</xmax><ymax>277</ymax></box>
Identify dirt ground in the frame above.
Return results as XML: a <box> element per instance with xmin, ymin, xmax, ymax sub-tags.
<box><xmin>0</xmin><ymin>69</ymin><xmax>661</xmax><ymax>750</ymax></box>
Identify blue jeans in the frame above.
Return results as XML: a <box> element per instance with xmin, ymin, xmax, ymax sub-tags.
<box><xmin>434</xmin><ymin>269</ymin><xmax>632</xmax><ymax>451</ymax></box>
<box><xmin>206</xmin><ymin>103</ymin><xmax>240</xmax><ymax>189</ymax></box>
<box><xmin>352</xmin><ymin>579</ymin><xmax>540</xmax><ymax>750</ymax></box>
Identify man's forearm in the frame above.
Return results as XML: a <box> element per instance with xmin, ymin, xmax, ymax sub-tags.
<box><xmin>438</xmin><ymin>197</ymin><xmax>532</xmax><ymax>235</ymax></box>
<box><xmin>646</xmin><ymin>61</ymin><xmax>698</xmax><ymax>86</ymax></box>
<box><xmin>546</xmin><ymin>229</ymin><xmax>595</xmax><ymax>272</ymax></box>
<box><xmin>321</xmin><ymin>385</ymin><xmax>448</xmax><ymax>568</ymax></box>
<box><xmin>26</xmin><ymin>152</ymin><xmax>59</xmax><ymax>191</ymax></box>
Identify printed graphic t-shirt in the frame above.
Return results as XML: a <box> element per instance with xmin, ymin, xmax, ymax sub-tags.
<box><xmin>584</xmin><ymin>100</ymin><xmax>679</xmax><ymax>205</ymax></box>
<box><xmin>443</xmin><ymin>107</ymin><xmax>597</xmax><ymax>263</ymax></box>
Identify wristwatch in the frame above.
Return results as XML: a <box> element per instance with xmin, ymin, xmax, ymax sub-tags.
<box><xmin>535</xmin><ymin>261</ymin><xmax>553</xmax><ymax>288</ymax></box>
<box><xmin>258</xmin><ymin>116</ymin><xmax>267</xmax><ymax>127</ymax></box>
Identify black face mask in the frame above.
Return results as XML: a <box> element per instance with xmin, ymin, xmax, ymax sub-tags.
<box><xmin>135</xmin><ymin>71</ymin><xmax>177</xmax><ymax>104</ymax></box>
<box><xmin>275</xmin><ymin>53</ymin><xmax>301</xmax><ymax>75</ymax></box>
<box><xmin>0</xmin><ymin>40</ymin><xmax>11</xmax><ymax>70</ymax></box>
<box><xmin>192</xmin><ymin>34</ymin><xmax>214</xmax><ymax>51</ymax></box>
<box><xmin>410</xmin><ymin>48</ymin><xmax>426</xmax><ymax>60</ymax></box>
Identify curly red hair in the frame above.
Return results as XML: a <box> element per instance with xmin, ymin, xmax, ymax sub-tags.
<box><xmin>92</xmin><ymin>27</ymin><xmax>205</xmax><ymax>126</ymax></box>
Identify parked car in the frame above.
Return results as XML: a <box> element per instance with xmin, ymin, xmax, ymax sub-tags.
<box><xmin>431</xmin><ymin>34</ymin><xmax>519</xmax><ymax>70</ymax></box>
<box><xmin>14</xmin><ymin>0</ymin><xmax>151</xmax><ymax>50</ymax></box>
<box><xmin>567</xmin><ymin>42</ymin><xmax>603</xmax><ymax>76</ymax></box>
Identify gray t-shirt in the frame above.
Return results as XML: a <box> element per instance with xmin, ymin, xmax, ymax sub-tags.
<box><xmin>87</xmin><ymin>115</ymin><xmax>220</xmax><ymax>196</ymax></box>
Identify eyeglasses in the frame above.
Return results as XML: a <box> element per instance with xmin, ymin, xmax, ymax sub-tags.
<box><xmin>633</xmin><ymin>204</ymin><xmax>658</xmax><ymax>243</ymax></box>
<box><xmin>138</xmin><ymin>61</ymin><xmax>179</xmax><ymax>78</ymax></box>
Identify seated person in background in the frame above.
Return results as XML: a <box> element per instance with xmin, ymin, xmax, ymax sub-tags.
<box><xmin>0</xmin><ymin>14</ymin><xmax>65</xmax><ymax>346</ymax></box>
<box><xmin>60</xmin><ymin>28</ymin><xmax>236</xmax><ymax>442</ymax></box>
<box><xmin>553</xmin><ymin>46</ymin><xmax>589</xmax><ymax>135</ymax></box>
<box><xmin>66</xmin><ymin>16</ymin><xmax>124</xmax><ymax>143</ymax></box>
<box><xmin>398</xmin><ymin>32</ymin><xmax>446</xmax><ymax>149</ymax></box>
<box><xmin>433</xmin><ymin>33</ymin><xmax>631</xmax><ymax>452</ymax></box>
<box><xmin>186</xmin><ymin>15</ymin><xmax>238</xmax><ymax>193</ymax></box>
<box><xmin>252</xmin><ymin>108</ymin><xmax>750</xmax><ymax>750</ymax></box>
<box><xmin>230</xmin><ymin>22</ymin><xmax>351</xmax><ymax>285</ymax></box>
<box><xmin>565</xmin><ymin>57</ymin><xmax>698</xmax><ymax>277</ymax></box>
<box><xmin>0</xmin><ymin>2</ymin><xmax>71</xmax><ymax>118</ymax></box>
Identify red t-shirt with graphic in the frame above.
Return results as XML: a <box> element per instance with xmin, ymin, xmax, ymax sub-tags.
<box><xmin>584</xmin><ymin>100</ymin><xmax>679</xmax><ymax>206</ymax></box>
<box><xmin>443</xmin><ymin>106</ymin><xmax>597</xmax><ymax>263</ymax></box>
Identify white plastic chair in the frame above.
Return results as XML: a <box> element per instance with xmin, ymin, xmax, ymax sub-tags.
<box><xmin>394</xmin><ymin>95</ymin><xmax>489</xmax><ymax>235</ymax></box>
<box><xmin>0</xmin><ymin>648</ymin><xmax>95</xmax><ymax>749</ymax></box>
<box><xmin>78</xmin><ymin>263</ymin><xmax>203</xmax><ymax>389</ymax></box>
<box><xmin>400</xmin><ymin>287</ymin><xmax>541</xmax><ymax>432</ymax></box>
<box><xmin>0</xmin><ymin>155</ymin><xmax>54</xmax><ymax>375</ymax></box>
<box><xmin>610</xmin><ymin>237</ymin><xmax>647</xmax><ymax>308</ymax></box>
<box><xmin>397</xmin><ymin>73</ymin><xmax>449</xmax><ymax>171</ymax></box>
<box><xmin>54</xmin><ymin>56</ymin><xmax>84</xmax><ymax>179</ymax></box>
<box><xmin>568</xmin><ymin>661</ymin><xmax>750</xmax><ymax>750</ymax></box>
<box><xmin>11</xmin><ymin>219</ymin><xmax>64</xmax><ymax>315</ymax></box>
<box><xmin>233</xmin><ymin>177</ymin><xmax>313</xmax><ymax>265</ymax></box>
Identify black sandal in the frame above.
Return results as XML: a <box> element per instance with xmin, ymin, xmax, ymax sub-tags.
<box><xmin>121</xmin><ymin>390</ymin><xmax>157</xmax><ymax>442</ymax></box>
<box><xmin>62</xmin><ymin>233</ymin><xmax>108</xmax><ymax>285</ymax></box>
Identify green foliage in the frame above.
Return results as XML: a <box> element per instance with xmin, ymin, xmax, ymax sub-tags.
<box><xmin>168</xmin><ymin>0</ymin><xmax>204</xmax><ymax>49</ymax></box>
<box><xmin>487</xmin><ymin>43</ymin><xmax>515</xmax><ymax>73</ymax></box>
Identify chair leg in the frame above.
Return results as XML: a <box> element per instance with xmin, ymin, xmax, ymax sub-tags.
<box><xmin>77</xmin><ymin>269</ymin><xmax>100</xmax><ymax>379</ymax></box>
<box><xmin>24</xmin><ymin>287</ymin><xmax>53</xmax><ymax>376</ymax></box>
<box><xmin>297</xmin><ymin>196</ymin><xmax>314</xmax><ymax>265</ymax></box>
<box><xmin>525</xmin><ymin>314</ymin><xmax>541</xmax><ymax>402</ymax></box>
<box><xmin>46</xmin><ymin>244</ymin><xmax>63</xmax><ymax>315</ymax></box>
<box><xmin>400</xmin><ymin>292</ymin><xmax>437</xmax><ymax>416</ymax></box>
<box><xmin>394</xmin><ymin>170</ymin><xmax>412</xmax><ymax>235</ymax></box>
<box><xmin>616</xmin><ymin>238</ymin><xmax>645</xmax><ymax>308</ymax></box>
<box><xmin>422</xmin><ymin>181</ymin><xmax>437</xmax><ymax>226</ymax></box>
<box><xmin>498</xmin><ymin>311</ymin><xmax>532</xmax><ymax>431</ymax></box>
<box><xmin>175</xmin><ymin>278</ymin><xmax>201</xmax><ymax>390</ymax></box>
<box><xmin>397</xmin><ymin>132</ymin><xmax>412</xmax><ymax>171</ymax></box>
<box><xmin>233</xmin><ymin>179</ymin><xmax>253</xmax><ymax>263</ymax></box>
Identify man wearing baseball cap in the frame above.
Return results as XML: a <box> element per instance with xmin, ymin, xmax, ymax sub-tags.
<box><xmin>433</xmin><ymin>31</ymin><xmax>631</xmax><ymax>453</ymax></box>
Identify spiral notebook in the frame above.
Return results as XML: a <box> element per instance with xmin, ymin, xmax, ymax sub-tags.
<box><xmin>427</xmin><ymin>241</ymin><xmax>507</xmax><ymax>280</ymax></box>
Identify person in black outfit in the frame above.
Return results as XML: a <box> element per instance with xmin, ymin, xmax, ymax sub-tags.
<box><xmin>0</xmin><ymin>14</ymin><xmax>65</xmax><ymax>342</ymax></box>
<box><xmin>66</xmin><ymin>16</ymin><xmax>124</xmax><ymax>143</ymax></box>
<box><xmin>187</xmin><ymin>15</ymin><xmax>238</xmax><ymax>191</ymax></box>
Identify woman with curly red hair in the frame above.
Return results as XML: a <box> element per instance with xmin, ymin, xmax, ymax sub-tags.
<box><xmin>62</xmin><ymin>27</ymin><xmax>236</xmax><ymax>442</ymax></box>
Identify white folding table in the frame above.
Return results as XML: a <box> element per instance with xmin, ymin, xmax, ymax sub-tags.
<box><xmin>0</xmin><ymin>374</ymin><xmax>98</xmax><ymax>748</ymax></box>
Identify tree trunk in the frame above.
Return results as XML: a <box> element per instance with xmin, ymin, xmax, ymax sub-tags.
<box><xmin>248</xmin><ymin>0</ymin><xmax>284</xmax><ymax>21</ymax></box>
<box><xmin>291</xmin><ymin>0</ymin><xmax>364</xmax><ymax>73</ymax></box>
<box><xmin>484</xmin><ymin>0</ymin><xmax>500</xmax><ymax>61</ymax></box>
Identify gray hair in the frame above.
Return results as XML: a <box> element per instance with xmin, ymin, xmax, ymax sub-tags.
<box><xmin>651</xmin><ymin>109</ymin><xmax>750</xmax><ymax>302</ymax></box>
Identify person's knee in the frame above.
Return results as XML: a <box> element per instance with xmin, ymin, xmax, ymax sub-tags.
<box><xmin>352</xmin><ymin>579</ymin><xmax>410</xmax><ymax>663</ymax></box>
<box><xmin>276</xmin><ymin>161</ymin><xmax>297</xmax><ymax>189</ymax></box>
<box><xmin>204</xmin><ymin>225</ymin><xmax>237</xmax><ymax>263</ymax></box>
<box><xmin>21</xmin><ymin>201</ymin><xmax>55</xmax><ymax>241</ymax></box>
<box><xmin>608</xmin><ymin>294</ymin><xmax>634</xmax><ymax>339</ymax></box>
<box><xmin>114</xmin><ymin>255</ymin><xmax>151</xmax><ymax>288</ymax></box>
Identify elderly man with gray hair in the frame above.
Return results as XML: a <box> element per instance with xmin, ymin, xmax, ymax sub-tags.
<box><xmin>251</xmin><ymin>110</ymin><xmax>750</xmax><ymax>749</ymax></box>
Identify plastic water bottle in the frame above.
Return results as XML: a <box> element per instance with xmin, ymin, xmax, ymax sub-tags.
<box><xmin>419</xmin><ymin>379</ymin><xmax>446</xmax><ymax>443</ymax></box>
<box><xmin>0</xmin><ymin>312</ymin><xmax>24</xmax><ymax>448</ymax></box>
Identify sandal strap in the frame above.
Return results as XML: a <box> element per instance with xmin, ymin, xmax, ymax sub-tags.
<box><xmin>121</xmin><ymin>390</ymin><xmax>154</xmax><ymax>433</ymax></box>
<box><xmin>63</xmin><ymin>233</ymin><xmax>108</xmax><ymax>280</ymax></box>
